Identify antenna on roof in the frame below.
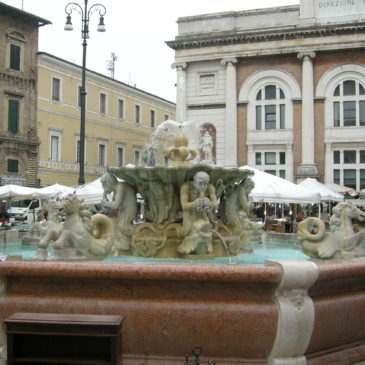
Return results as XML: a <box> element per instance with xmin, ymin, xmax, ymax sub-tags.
<box><xmin>106</xmin><ymin>52</ymin><xmax>118</xmax><ymax>79</ymax></box>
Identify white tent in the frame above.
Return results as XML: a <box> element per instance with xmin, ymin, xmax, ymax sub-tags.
<box><xmin>325</xmin><ymin>182</ymin><xmax>358</xmax><ymax>196</ymax></box>
<box><xmin>298</xmin><ymin>178</ymin><xmax>344</xmax><ymax>202</ymax></box>
<box><xmin>74</xmin><ymin>178</ymin><xmax>104</xmax><ymax>204</ymax></box>
<box><xmin>37</xmin><ymin>183</ymin><xmax>76</xmax><ymax>199</ymax></box>
<box><xmin>240</xmin><ymin>166</ymin><xmax>321</xmax><ymax>204</ymax></box>
<box><xmin>0</xmin><ymin>184</ymin><xmax>41</xmax><ymax>200</ymax></box>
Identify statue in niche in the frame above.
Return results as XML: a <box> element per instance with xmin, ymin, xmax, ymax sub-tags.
<box><xmin>101</xmin><ymin>173</ymin><xmax>137</xmax><ymax>251</ymax></box>
<box><xmin>178</xmin><ymin>171</ymin><xmax>218</xmax><ymax>255</ymax></box>
<box><xmin>200</xmin><ymin>130</ymin><xmax>214</xmax><ymax>163</ymax></box>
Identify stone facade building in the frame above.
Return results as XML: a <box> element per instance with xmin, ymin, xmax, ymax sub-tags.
<box><xmin>168</xmin><ymin>0</ymin><xmax>365</xmax><ymax>190</ymax></box>
<box><xmin>37</xmin><ymin>53</ymin><xmax>176</xmax><ymax>186</ymax></box>
<box><xmin>0</xmin><ymin>3</ymin><xmax>50</xmax><ymax>187</ymax></box>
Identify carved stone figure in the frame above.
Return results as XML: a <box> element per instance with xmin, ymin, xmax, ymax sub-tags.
<box><xmin>200</xmin><ymin>130</ymin><xmax>213</xmax><ymax>163</ymax></box>
<box><xmin>22</xmin><ymin>200</ymin><xmax>63</xmax><ymax>245</ymax></box>
<box><xmin>297</xmin><ymin>202</ymin><xmax>365</xmax><ymax>259</ymax></box>
<box><xmin>178</xmin><ymin>171</ymin><xmax>218</xmax><ymax>255</ymax></box>
<box><xmin>101</xmin><ymin>173</ymin><xmax>137</xmax><ymax>251</ymax></box>
<box><xmin>34</xmin><ymin>196</ymin><xmax>113</xmax><ymax>260</ymax></box>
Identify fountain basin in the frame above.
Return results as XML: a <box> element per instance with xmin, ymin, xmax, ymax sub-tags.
<box><xmin>0</xmin><ymin>259</ymin><xmax>364</xmax><ymax>364</ymax></box>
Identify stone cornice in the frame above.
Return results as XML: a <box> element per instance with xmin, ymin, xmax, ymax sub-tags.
<box><xmin>167</xmin><ymin>23</ymin><xmax>365</xmax><ymax>50</ymax></box>
<box><xmin>0</xmin><ymin>135</ymin><xmax>39</xmax><ymax>146</ymax></box>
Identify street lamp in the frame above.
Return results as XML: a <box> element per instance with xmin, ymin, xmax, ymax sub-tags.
<box><xmin>64</xmin><ymin>0</ymin><xmax>106</xmax><ymax>186</ymax></box>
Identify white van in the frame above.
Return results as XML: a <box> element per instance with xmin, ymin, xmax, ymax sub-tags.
<box><xmin>7</xmin><ymin>199</ymin><xmax>42</xmax><ymax>223</ymax></box>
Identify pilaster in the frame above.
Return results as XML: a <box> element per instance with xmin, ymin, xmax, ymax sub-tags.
<box><xmin>172</xmin><ymin>62</ymin><xmax>187</xmax><ymax>123</ymax></box>
<box><xmin>221</xmin><ymin>57</ymin><xmax>238</xmax><ymax>167</ymax></box>
<box><xmin>296</xmin><ymin>51</ymin><xmax>318</xmax><ymax>181</ymax></box>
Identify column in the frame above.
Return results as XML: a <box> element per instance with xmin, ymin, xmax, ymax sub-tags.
<box><xmin>296</xmin><ymin>51</ymin><xmax>318</xmax><ymax>181</ymax></box>
<box><xmin>172</xmin><ymin>62</ymin><xmax>187</xmax><ymax>123</ymax></box>
<box><xmin>222</xmin><ymin>58</ymin><xmax>238</xmax><ymax>167</ymax></box>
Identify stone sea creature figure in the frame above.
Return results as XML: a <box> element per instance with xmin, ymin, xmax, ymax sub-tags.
<box><xmin>34</xmin><ymin>196</ymin><xmax>113</xmax><ymax>260</ymax></box>
<box><xmin>297</xmin><ymin>202</ymin><xmax>365</xmax><ymax>259</ymax></box>
<box><xmin>100</xmin><ymin>173</ymin><xmax>137</xmax><ymax>251</ymax></box>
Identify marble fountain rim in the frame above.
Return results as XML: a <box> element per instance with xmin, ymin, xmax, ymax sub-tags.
<box><xmin>0</xmin><ymin>258</ymin><xmax>364</xmax><ymax>282</ymax></box>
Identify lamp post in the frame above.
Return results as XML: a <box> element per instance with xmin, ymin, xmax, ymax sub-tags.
<box><xmin>64</xmin><ymin>0</ymin><xmax>106</xmax><ymax>186</ymax></box>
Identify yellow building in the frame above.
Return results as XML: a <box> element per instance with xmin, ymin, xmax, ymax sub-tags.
<box><xmin>37</xmin><ymin>52</ymin><xmax>176</xmax><ymax>186</ymax></box>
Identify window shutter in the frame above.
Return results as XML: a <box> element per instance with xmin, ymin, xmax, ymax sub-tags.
<box><xmin>7</xmin><ymin>159</ymin><xmax>19</xmax><ymax>173</ymax></box>
<box><xmin>8</xmin><ymin>99</ymin><xmax>19</xmax><ymax>132</ymax></box>
<box><xmin>10</xmin><ymin>44</ymin><xmax>21</xmax><ymax>70</ymax></box>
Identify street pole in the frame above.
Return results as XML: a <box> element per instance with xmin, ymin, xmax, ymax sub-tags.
<box><xmin>64</xmin><ymin>0</ymin><xmax>106</xmax><ymax>186</ymax></box>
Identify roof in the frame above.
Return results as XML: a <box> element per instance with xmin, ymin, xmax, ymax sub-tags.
<box><xmin>0</xmin><ymin>2</ymin><xmax>51</xmax><ymax>27</ymax></box>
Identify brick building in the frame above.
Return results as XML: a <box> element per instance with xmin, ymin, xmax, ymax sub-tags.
<box><xmin>0</xmin><ymin>2</ymin><xmax>50</xmax><ymax>187</ymax></box>
<box><xmin>168</xmin><ymin>0</ymin><xmax>365</xmax><ymax>190</ymax></box>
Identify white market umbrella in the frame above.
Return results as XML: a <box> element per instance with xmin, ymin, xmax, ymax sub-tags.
<box><xmin>0</xmin><ymin>184</ymin><xmax>41</xmax><ymax>201</ymax></box>
<box><xmin>37</xmin><ymin>183</ymin><xmax>76</xmax><ymax>199</ymax></box>
<box><xmin>298</xmin><ymin>178</ymin><xmax>344</xmax><ymax>202</ymax></box>
<box><xmin>239</xmin><ymin>166</ymin><xmax>321</xmax><ymax>204</ymax></box>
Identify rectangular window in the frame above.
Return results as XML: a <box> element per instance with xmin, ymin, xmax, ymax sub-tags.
<box><xmin>361</xmin><ymin>169</ymin><xmax>365</xmax><ymax>190</ymax></box>
<box><xmin>333</xmin><ymin>150</ymin><xmax>340</xmax><ymax>164</ymax></box>
<box><xmin>360</xmin><ymin>150</ymin><xmax>365</xmax><ymax>163</ymax></box>
<box><xmin>100</xmin><ymin>93</ymin><xmax>106</xmax><ymax>114</ymax></box>
<box><xmin>98</xmin><ymin>144</ymin><xmax>106</xmax><ymax>166</ymax></box>
<box><xmin>7</xmin><ymin>159</ymin><xmax>18</xmax><ymax>173</ymax></box>
<box><xmin>255</xmin><ymin>152</ymin><xmax>261</xmax><ymax>165</ymax></box>
<box><xmin>344</xmin><ymin>150</ymin><xmax>356</xmax><ymax>164</ymax></box>
<box><xmin>118</xmin><ymin>99</ymin><xmax>124</xmax><ymax>119</ymax></box>
<box><xmin>256</xmin><ymin>106</ymin><xmax>262</xmax><ymax>130</ymax></box>
<box><xmin>135</xmin><ymin>105</ymin><xmax>141</xmax><ymax>124</ymax></box>
<box><xmin>265</xmin><ymin>105</ymin><xmax>276</xmax><ymax>129</ymax></box>
<box><xmin>279</xmin><ymin>152</ymin><xmax>285</xmax><ymax>165</ymax></box>
<box><xmin>164</xmin><ymin>114</ymin><xmax>169</xmax><ymax>121</ymax></box>
<box><xmin>8</xmin><ymin>99</ymin><xmax>19</xmax><ymax>133</ymax></box>
<box><xmin>264</xmin><ymin>170</ymin><xmax>276</xmax><ymax>176</ymax></box>
<box><xmin>333</xmin><ymin>102</ymin><xmax>340</xmax><ymax>127</ymax></box>
<box><xmin>265</xmin><ymin>152</ymin><xmax>276</xmax><ymax>165</ymax></box>
<box><xmin>52</xmin><ymin>78</ymin><xmax>61</xmax><ymax>102</ymax></box>
<box><xmin>150</xmin><ymin>110</ymin><xmax>156</xmax><ymax>128</ymax></box>
<box><xmin>343</xmin><ymin>101</ymin><xmax>356</xmax><ymax>126</ymax></box>
<box><xmin>134</xmin><ymin>150</ymin><xmax>140</xmax><ymax>165</ymax></box>
<box><xmin>50</xmin><ymin>135</ymin><xmax>59</xmax><ymax>161</ymax></box>
<box><xmin>334</xmin><ymin>169</ymin><xmax>340</xmax><ymax>185</ymax></box>
<box><xmin>280</xmin><ymin>104</ymin><xmax>285</xmax><ymax>129</ymax></box>
<box><xmin>9</xmin><ymin>44</ymin><xmax>20</xmax><ymax>71</ymax></box>
<box><xmin>117</xmin><ymin>147</ymin><xmax>124</xmax><ymax>167</ymax></box>
<box><xmin>360</xmin><ymin>101</ymin><xmax>365</xmax><ymax>126</ymax></box>
<box><xmin>344</xmin><ymin>169</ymin><xmax>356</xmax><ymax>189</ymax></box>
<box><xmin>279</xmin><ymin>170</ymin><xmax>286</xmax><ymax>179</ymax></box>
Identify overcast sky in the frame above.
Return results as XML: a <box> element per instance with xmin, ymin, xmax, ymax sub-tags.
<box><xmin>3</xmin><ymin>0</ymin><xmax>299</xmax><ymax>102</ymax></box>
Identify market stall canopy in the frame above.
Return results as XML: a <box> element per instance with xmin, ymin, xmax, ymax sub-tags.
<box><xmin>325</xmin><ymin>182</ymin><xmax>358</xmax><ymax>196</ymax></box>
<box><xmin>37</xmin><ymin>184</ymin><xmax>75</xmax><ymax>199</ymax></box>
<box><xmin>74</xmin><ymin>178</ymin><xmax>104</xmax><ymax>204</ymax></box>
<box><xmin>298</xmin><ymin>178</ymin><xmax>344</xmax><ymax>202</ymax></box>
<box><xmin>239</xmin><ymin>166</ymin><xmax>321</xmax><ymax>204</ymax></box>
<box><xmin>0</xmin><ymin>184</ymin><xmax>42</xmax><ymax>200</ymax></box>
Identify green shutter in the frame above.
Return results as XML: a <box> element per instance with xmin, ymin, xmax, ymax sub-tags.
<box><xmin>8</xmin><ymin>99</ymin><xmax>19</xmax><ymax>132</ymax></box>
<box><xmin>7</xmin><ymin>159</ymin><xmax>18</xmax><ymax>173</ymax></box>
<box><xmin>10</xmin><ymin>44</ymin><xmax>21</xmax><ymax>71</ymax></box>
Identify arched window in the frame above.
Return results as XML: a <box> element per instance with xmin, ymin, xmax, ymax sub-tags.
<box><xmin>332</xmin><ymin>79</ymin><xmax>365</xmax><ymax>127</ymax></box>
<box><xmin>255</xmin><ymin>85</ymin><xmax>286</xmax><ymax>130</ymax></box>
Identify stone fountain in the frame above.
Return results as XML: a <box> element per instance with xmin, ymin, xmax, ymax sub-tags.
<box><xmin>30</xmin><ymin>121</ymin><xmax>261</xmax><ymax>261</ymax></box>
<box><xmin>0</xmin><ymin>122</ymin><xmax>364</xmax><ymax>364</ymax></box>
